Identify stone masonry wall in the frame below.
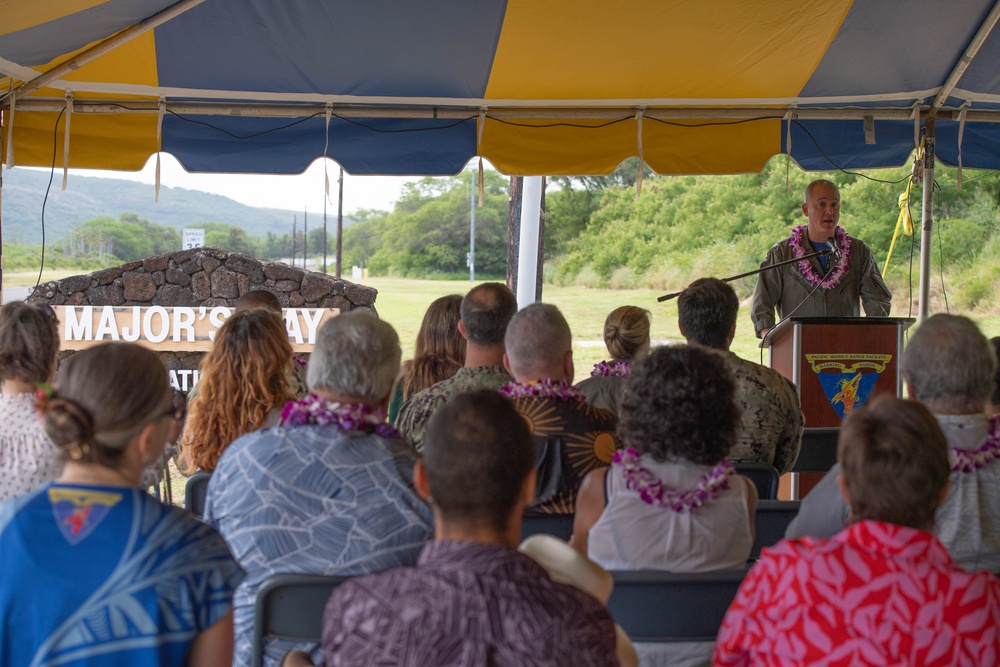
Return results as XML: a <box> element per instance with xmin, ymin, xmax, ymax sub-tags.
<box><xmin>26</xmin><ymin>247</ymin><xmax>378</xmax><ymax>382</ymax></box>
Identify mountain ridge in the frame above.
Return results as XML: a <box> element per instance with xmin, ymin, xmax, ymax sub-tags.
<box><xmin>2</xmin><ymin>168</ymin><xmax>353</xmax><ymax>243</ymax></box>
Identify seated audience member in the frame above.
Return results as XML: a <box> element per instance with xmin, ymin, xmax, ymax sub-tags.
<box><xmin>714</xmin><ymin>396</ymin><xmax>1000</xmax><ymax>666</ymax></box>
<box><xmin>502</xmin><ymin>303</ymin><xmax>618</xmax><ymax>514</ymax></box>
<box><xmin>786</xmin><ymin>314</ymin><xmax>1000</xmax><ymax>572</ymax></box>
<box><xmin>0</xmin><ymin>343</ymin><xmax>243</xmax><ymax>666</ymax></box>
<box><xmin>0</xmin><ymin>303</ymin><xmax>61</xmax><ymax>501</ymax></box>
<box><xmin>180</xmin><ymin>308</ymin><xmax>294</xmax><ymax>473</ymax></box>
<box><xmin>396</xmin><ymin>282</ymin><xmax>517</xmax><ymax>450</ymax></box>
<box><xmin>388</xmin><ymin>294</ymin><xmax>465</xmax><ymax>422</ymax></box>
<box><xmin>283</xmin><ymin>389</ymin><xmax>619</xmax><ymax>667</ymax></box>
<box><xmin>205</xmin><ymin>311</ymin><xmax>434</xmax><ymax>667</ymax></box>
<box><xmin>677</xmin><ymin>278</ymin><xmax>803</xmax><ymax>473</ymax></box>
<box><xmin>575</xmin><ymin>306</ymin><xmax>651</xmax><ymax>414</ymax></box>
<box><xmin>571</xmin><ymin>344</ymin><xmax>756</xmax><ymax>571</ymax></box>
<box><xmin>235</xmin><ymin>289</ymin><xmax>308</xmax><ymax>397</ymax></box>
<box><xmin>235</xmin><ymin>288</ymin><xmax>283</xmax><ymax>312</ymax></box>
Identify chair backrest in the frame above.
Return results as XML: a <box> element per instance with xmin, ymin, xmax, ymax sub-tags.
<box><xmin>791</xmin><ymin>428</ymin><xmax>840</xmax><ymax>473</ymax></box>
<box><xmin>733</xmin><ymin>462</ymin><xmax>779</xmax><ymax>500</ymax></box>
<box><xmin>251</xmin><ymin>573</ymin><xmax>348</xmax><ymax>667</ymax></box>
<box><xmin>520</xmin><ymin>513</ymin><xmax>575</xmax><ymax>542</ymax></box>
<box><xmin>606</xmin><ymin>569</ymin><xmax>747</xmax><ymax>642</ymax></box>
<box><xmin>184</xmin><ymin>470</ymin><xmax>212</xmax><ymax>518</ymax></box>
<box><xmin>750</xmin><ymin>500</ymin><xmax>801</xmax><ymax>560</ymax></box>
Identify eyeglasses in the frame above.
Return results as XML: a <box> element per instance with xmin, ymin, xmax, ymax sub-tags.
<box><xmin>160</xmin><ymin>388</ymin><xmax>187</xmax><ymax>421</ymax></box>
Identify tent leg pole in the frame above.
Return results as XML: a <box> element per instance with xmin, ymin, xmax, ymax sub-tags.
<box><xmin>917</xmin><ymin>125</ymin><xmax>935</xmax><ymax>325</ymax></box>
<box><xmin>516</xmin><ymin>176</ymin><xmax>543</xmax><ymax>308</ymax></box>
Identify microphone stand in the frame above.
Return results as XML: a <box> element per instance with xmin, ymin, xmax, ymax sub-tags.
<box><xmin>656</xmin><ymin>248</ymin><xmax>835</xmax><ymax>302</ymax></box>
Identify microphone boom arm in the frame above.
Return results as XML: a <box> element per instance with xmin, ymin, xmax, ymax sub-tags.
<box><xmin>656</xmin><ymin>248</ymin><xmax>833</xmax><ymax>302</ymax></box>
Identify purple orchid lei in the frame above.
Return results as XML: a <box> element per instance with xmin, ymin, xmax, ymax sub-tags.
<box><xmin>280</xmin><ymin>394</ymin><xmax>402</xmax><ymax>439</ymax></box>
<box><xmin>500</xmin><ymin>378</ymin><xmax>586</xmax><ymax>401</ymax></box>
<box><xmin>950</xmin><ymin>416</ymin><xmax>1000</xmax><ymax>473</ymax></box>
<box><xmin>591</xmin><ymin>360</ymin><xmax>631</xmax><ymax>378</ymax></box>
<box><xmin>789</xmin><ymin>224</ymin><xmax>851</xmax><ymax>289</ymax></box>
<box><xmin>613</xmin><ymin>447</ymin><xmax>734</xmax><ymax>512</ymax></box>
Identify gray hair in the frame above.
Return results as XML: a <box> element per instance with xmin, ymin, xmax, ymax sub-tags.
<box><xmin>504</xmin><ymin>303</ymin><xmax>571</xmax><ymax>379</ymax></box>
<box><xmin>901</xmin><ymin>314</ymin><xmax>996</xmax><ymax>413</ymax></box>
<box><xmin>307</xmin><ymin>311</ymin><xmax>401</xmax><ymax>402</ymax></box>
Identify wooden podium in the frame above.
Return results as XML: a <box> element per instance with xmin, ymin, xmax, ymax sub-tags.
<box><xmin>764</xmin><ymin>317</ymin><xmax>915</xmax><ymax>497</ymax></box>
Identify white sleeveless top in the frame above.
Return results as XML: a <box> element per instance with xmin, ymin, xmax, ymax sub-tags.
<box><xmin>588</xmin><ymin>455</ymin><xmax>753</xmax><ymax>572</ymax></box>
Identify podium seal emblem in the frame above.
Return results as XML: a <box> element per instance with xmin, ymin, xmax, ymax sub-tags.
<box><xmin>805</xmin><ymin>353</ymin><xmax>892</xmax><ymax>418</ymax></box>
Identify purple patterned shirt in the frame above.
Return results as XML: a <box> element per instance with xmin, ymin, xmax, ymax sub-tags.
<box><xmin>321</xmin><ymin>540</ymin><xmax>619</xmax><ymax>667</ymax></box>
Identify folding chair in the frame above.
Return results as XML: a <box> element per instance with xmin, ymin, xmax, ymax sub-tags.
<box><xmin>750</xmin><ymin>500</ymin><xmax>801</xmax><ymax>560</ymax></box>
<box><xmin>606</xmin><ymin>569</ymin><xmax>747</xmax><ymax>642</ymax></box>
<box><xmin>733</xmin><ymin>462</ymin><xmax>780</xmax><ymax>500</ymax></box>
<box><xmin>183</xmin><ymin>470</ymin><xmax>212</xmax><ymax>519</ymax></box>
<box><xmin>251</xmin><ymin>573</ymin><xmax>348</xmax><ymax>667</ymax></box>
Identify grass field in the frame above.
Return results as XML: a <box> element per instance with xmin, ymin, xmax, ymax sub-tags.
<box><xmin>3</xmin><ymin>269</ymin><xmax>82</xmax><ymax>287</ymax></box>
<box><xmin>369</xmin><ymin>277</ymin><xmax>772</xmax><ymax>376</ymax></box>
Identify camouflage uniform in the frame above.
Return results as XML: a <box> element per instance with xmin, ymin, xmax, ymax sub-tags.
<box><xmin>395</xmin><ymin>366</ymin><xmax>512</xmax><ymax>451</ymax></box>
<box><xmin>721</xmin><ymin>351</ymin><xmax>804</xmax><ymax>474</ymax></box>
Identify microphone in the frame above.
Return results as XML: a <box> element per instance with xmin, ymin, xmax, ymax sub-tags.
<box><xmin>824</xmin><ymin>237</ymin><xmax>840</xmax><ymax>259</ymax></box>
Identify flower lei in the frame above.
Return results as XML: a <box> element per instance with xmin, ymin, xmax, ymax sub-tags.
<box><xmin>613</xmin><ymin>447</ymin><xmax>734</xmax><ymax>512</ymax></box>
<box><xmin>789</xmin><ymin>224</ymin><xmax>851</xmax><ymax>289</ymax></box>
<box><xmin>950</xmin><ymin>416</ymin><xmax>1000</xmax><ymax>473</ymax></box>
<box><xmin>280</xmin><ymin>394</ymin><xmax>402</xmax><ymax>439</ymax></box>
<box><xmin>500</xmin><ymin>378</ymin><xmax>586</xmax><ymax>401</ymax></box>
<box><xmin>591</xmin><ymin>360</ymin><xmax>631</xmax><ymax>378</ymax></box>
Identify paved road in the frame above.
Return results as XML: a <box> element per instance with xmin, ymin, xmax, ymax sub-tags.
<box><xmin>1</xmin><ymin>286</ymin><xmax>31</xmax><ymax>304</ymax></box>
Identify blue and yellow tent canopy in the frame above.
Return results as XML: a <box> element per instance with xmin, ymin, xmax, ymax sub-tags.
<box><xmin>2</xmin><ymin>0</ymin><xmax>999</xmax><ymax>176</ymax></box>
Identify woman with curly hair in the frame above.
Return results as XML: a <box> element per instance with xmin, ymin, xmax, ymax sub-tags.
<box><xmin>0</xmin><ymin>302</ymin><xmax>61</xmax><ymax>501</ymax></box>
<box><xmin>571</xmin><ymin>344</ymin><xmax>757</xmax><ymax>666</ymax></box>
<box><xmin>181</xmin><ymin>309</ymin><xmax>294</xmax><ymax>473</ymax></box>
<box><xmin>571</xmin><ymin>344</ymin><xmax>757</xmax><ymax>569</ymax></box>
<box><xmin>575</xmin><ymin>305</ymin><xmax>650</xmax><ymax>414</ymax></box>
<box><xmin>387</xmin><ymin>294</ymin><xmax>465</xmax><ymax>422</ymax></box>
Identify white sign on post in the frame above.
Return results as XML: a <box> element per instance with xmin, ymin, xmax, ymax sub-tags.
<box><xmin>182</xmin><ymin>228</ymin><xmax>206</xmax><ymax>250</ymax></box>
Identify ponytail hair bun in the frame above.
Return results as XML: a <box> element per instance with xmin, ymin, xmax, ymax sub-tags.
<box><xmin>45</xmin><ymin>396</ymin><xmax>96</xmax><ymax>458</ymax></box>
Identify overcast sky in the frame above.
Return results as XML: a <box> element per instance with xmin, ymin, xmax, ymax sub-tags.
<box><xmin>74</xmin><ymin>153</ymin><xmax>425</xmax><ymax>215</ymax></box>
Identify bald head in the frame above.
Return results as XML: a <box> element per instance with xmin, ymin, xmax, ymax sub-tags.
<box><xmin>504</xmin><ymin>303</ymin><xmax>573</xmax><ymax>383</ymax></box>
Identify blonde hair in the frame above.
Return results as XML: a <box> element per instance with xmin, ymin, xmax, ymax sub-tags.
<box><xmin>401</xmin><ymin>295</ymin><xmax>465</xmax><ymax>399</ymax></box>
<box><xmin>604</xmin><ymin>306</ymin><xmax>651</xmax><ymax>361</ymax></box>
<box><xmin>182</xmin><ymin>310</ymin><xmax>293</xmax><ymax>473</ymax></box>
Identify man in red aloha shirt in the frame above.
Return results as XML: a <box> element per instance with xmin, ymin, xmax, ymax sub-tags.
<box><xmin>713</xmin><ymin>396</ymin><xmax>1000</xmax><ymax>667</ymax></box>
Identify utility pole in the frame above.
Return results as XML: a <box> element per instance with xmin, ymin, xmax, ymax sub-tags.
<box><xmin>303</xmin><ymin>207</ymin><xmax>308</xmax><ymax>269</ymax></box>
<box><xmin>323</xmin><ymin>188</ymin><xmax>328</xmax><ymax>274</ymax></box>
<box><xmin>291</xmin><ymin>215</ymin><xmax>297</xmax><ymax>266</ymax></box>
<box><xmin>469</xmin><ymin>168</ymin><xmax>475</xmax><ymax>282</ymax></box>
<box><xmin>336</xmin><ymin>166</ymin><xmax>344</xmax><ymax>278</ymax></box>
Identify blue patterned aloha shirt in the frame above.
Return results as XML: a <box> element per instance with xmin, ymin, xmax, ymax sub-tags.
<box><xmin>204</xmin><ymin>424</ymin><xmax>435</xmax><ymax>667</ymax></box>
<box><xmin>0</xmin><ymin>484</ymin><xmax>243</xmax><ymax>667</ymax></box>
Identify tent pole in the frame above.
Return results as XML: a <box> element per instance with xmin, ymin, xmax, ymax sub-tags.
<box><xmin>917</xmin><ymin>121</ymin><xmax>935</xmax><ymax>324</ymax></box>
<box><xmin>516</xmin><ymin>176</ymin><xmax>543</xmax><ymax>308</ymax></box>
<box><xmin>13</xmin><ymin>0</ymin><xmax>207</xmax><ymax>98</ymax></box>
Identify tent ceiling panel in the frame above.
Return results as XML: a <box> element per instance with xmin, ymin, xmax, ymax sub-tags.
<box><xmin>3</xmin><ymin>0</ymin><xmax>1000</xmax><ymax>175</ymax></box>
<box><xmin>800</xmin><ymin>0</ymin><xmax>997</xmax><ymax>98</ymax></box>
<box><xmin>0</xmin><ymin>0</ymin><xmax>172</xmax><ymax>66</ymax></box>
<box><xmin>486</xmin><ymin>0</ymin><xmax>850</xmax><ymax>100</ymax></box>
<box><xmin>154</xmin><ymin>0</ymin><xmax>508</xmax><ymax>98</ymax></box>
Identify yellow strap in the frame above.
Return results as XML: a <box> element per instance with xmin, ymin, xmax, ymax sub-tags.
<box><xmin>882</xmin><ymin>142</ymin><xmax>921</xmax><ymax>275</ymax></box>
